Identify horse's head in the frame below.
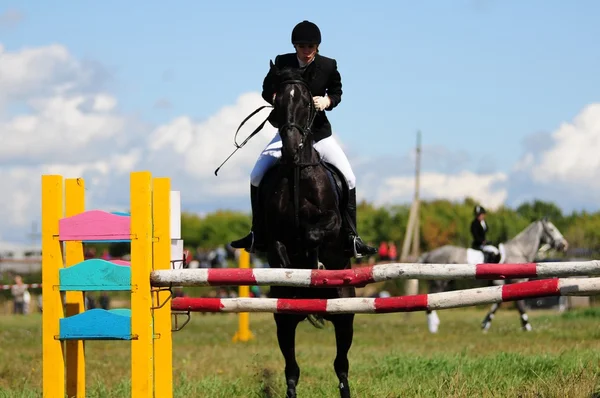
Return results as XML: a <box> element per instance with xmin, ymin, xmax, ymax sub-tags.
<box><xmin>269</xmin><ymin>60</ymin><xmax>316</xmax><ymax>164</ymax></box>
<box><xmin>539</xmin><ymin>217</ymin><xmax>569</xmax><ymax>252</ymax></box>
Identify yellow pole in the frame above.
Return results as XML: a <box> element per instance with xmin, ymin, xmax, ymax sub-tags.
<box><xmin>130</xmin><ymin>171</ymin><xmax>154</xmax><ymax>398</ymax></box>
<box><xmin>42</xmin><ymin>175</ymin><xmax>65</xmax><ymax>398</ymax></box>
<box><xmin>64</xmin><ymin>178</ymin><xmax>86</xmax><ymax>397</ymax></box>
<box><xmin>152</xmin><ymin>177</ymin><xmax>173</xmax><ymax>398</ymax></box>
<box><xmin>232</xmin><ymin>249</ymin><xmax>254</xmax><ymax>342</ymax></box>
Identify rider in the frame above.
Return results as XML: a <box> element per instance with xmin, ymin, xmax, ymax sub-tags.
<box><xmin>471</xmin><ymin>205</ymin><xmax>500</xmax><ymax>262</ymax></box>
<box><xmin>230</xmin><ymin>20</ymin><xmax>377</xmax><ymax>258</ymax></box>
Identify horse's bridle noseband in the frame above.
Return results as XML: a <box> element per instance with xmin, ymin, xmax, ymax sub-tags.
<box><xmin>277</xmin><ymin>78</ymin><xmax>318</xmax><ymax>155</ymax></box>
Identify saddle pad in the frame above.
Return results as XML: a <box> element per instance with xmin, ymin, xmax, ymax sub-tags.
<box><xmin>498</xmin><ymin>243</ymin><xmax>506</xmax><ymax>264</ymax></box>
<box><xmin>466</xmin><ymin>248</ymin><xmax>484</xmax><ymax>265</ymax></box>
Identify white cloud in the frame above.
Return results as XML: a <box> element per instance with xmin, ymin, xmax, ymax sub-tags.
<box><xmin>0</xmin><ymin>42</ymin><xmax>137</xmax><ymax>243</ymax></box>
<box><xmin>528</xmin><ymin>103</ymin><xmax>600</xmax><ymax>186</ymax></box>
<box><xmin>365</xmin><ymin>171</ymin><xmax>508</xmax><ymax>210</ymax></box>
<box><xmin>0</xmin><ymin>93</ymin><xmax>127</xmax><ymax>163</ymax></box>
<box><xmin>0</xmin><ymin>43</ymin><xmax>99</xmax><ymax>106</ymax></box>
<box><xmin>3</xmin><ymin>39</ymin><xmax>599</xmax><ymax>246</ymax></box>
<box><xmin>144</xmin><ymin>92</ymin><xmax>276</xmax><ymax>199</ymax></box>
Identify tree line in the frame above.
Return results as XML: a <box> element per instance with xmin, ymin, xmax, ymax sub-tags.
<box><xmin>179</xmin><ymin>197</ymin><xmax>600</xmax><ymax>256</ymax></box>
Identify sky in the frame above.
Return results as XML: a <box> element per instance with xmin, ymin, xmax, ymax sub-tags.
<box><xmin>1</xmin><ymin>1</ymin><xmax>600</xmax><ymax>244</ymax></box>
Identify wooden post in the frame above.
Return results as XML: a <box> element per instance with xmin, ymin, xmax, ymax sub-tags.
<box><xmin>65</xmin><ymin>178</ymin><xmax>86</xmax><ymax>397</ymax></box>
<box><xmin>130</xmin><ymin>171</ymin><xmax>154</xmax><ymax>398</ymax></box>
<box><xmin>232</xmin><ymin>249</ymin><xmax>254</xmax><ymax>342</ymax></box>
<box><xmin>403</xmin><ymin>131</ymin><xmax>421</xmax><ymax>296</ymax></box>
<box><xmin>152</xmin><ymin>177</ymin><xmax>173</xmax><ymax>398</ymax></box>
<box><xmin>42</xmin><ymin>175</ymin><xmax>65</xmax><ymax>398</ymax></box>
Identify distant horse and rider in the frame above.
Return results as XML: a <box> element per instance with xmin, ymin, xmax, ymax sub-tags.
<box><xmin>419</xmin><ymin>205</ymin><xmax>569</xmax><ymax>334</ymax></box>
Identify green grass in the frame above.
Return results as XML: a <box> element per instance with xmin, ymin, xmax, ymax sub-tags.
<box><xmin>0</xmin><ymin>307</ymin><xmax>599</xmax><ymax>397</ymax></box>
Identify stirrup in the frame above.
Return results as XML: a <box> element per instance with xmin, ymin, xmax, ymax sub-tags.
<box><xmin>351</xmin><ymin>236</ymin><xmax>376</xmax><ymax>259</ymax></box>
<box><xmin>352</xmin><ymin>236</ymin><xmax>364</xmax><ymax>259</ymax></box>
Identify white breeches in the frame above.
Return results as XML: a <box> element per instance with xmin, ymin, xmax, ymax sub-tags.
<box><xmin>250</xmin><ymin>132</ymin><xmax>356</xmax><ymax>189</ymax></box>
<box><xmin>482</xmin><ymin>245</ymin><xmax>499</xmax><ymax>255</ymax></box>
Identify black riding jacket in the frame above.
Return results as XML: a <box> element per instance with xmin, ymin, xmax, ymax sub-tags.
<box><xmin>470</xmin><ymin>218</ymin><xmax>488</xmax><ymax>248</ymax></box>
<box><xmin>262</xmin><ymin>53</ymin><xmax>343</xmax><ymax>142</ymax></box>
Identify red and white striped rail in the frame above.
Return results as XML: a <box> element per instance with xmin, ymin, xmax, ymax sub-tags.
<box><xmin>0</xmin><ymin>283</ymin><xmax>42</xmax><ymax>291</ymax></box>
<box><xmin>151</xmin><ymin>260</ymin><xmax>600</xmax><ymax>288</ymax></box>
<box><xmin>170</xmin><ymin>277</ymin><xmax>600</xmax><ymax>314</ymax></box>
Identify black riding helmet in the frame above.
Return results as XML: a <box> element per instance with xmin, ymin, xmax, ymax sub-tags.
<box><xmin>474</xmin><ymin>205</ymin><xmax>487</xmax><ymax>216</ymax></box>
<box><xmin>291</xmin><ymin>20</ymin><xmax>321</xmax><ymax>44</ymax></box>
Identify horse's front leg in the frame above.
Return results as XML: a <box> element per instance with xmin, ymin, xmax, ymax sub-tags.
<box><xmin>515</xmin><ymin>299</ymin><xmax>532</xmax><ymax>331</ymax></box>
<box><xmin>274</xmin><ymin>314</ymin><xmax>304</xmax><ymax>398</ymax></box>
<box><xmin>481</xmin><ymin>302</ymin><xmax>500</xmax><ymax>332</ymax></box>
<box><xmin>331</xmin><ymin>314</ymin><xmax>355</xmax><ymax>398</ymax></box>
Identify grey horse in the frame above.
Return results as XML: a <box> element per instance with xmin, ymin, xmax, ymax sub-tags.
<box><xmin>418</xmin><ymin>218</ymin><xmax>568</xmax><ymax>333</ymax></box>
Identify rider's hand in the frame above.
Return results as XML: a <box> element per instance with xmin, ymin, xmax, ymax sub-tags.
<box><xmin>313</xmin><ymin>96</ymin><xmax>331</xmax><ymax>111</ymax></box>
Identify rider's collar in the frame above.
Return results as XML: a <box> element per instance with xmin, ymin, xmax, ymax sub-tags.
<box><xmin>297</xmin><ymin>55</ymin><xmax>315</xmax><ymax>68</ymax></box>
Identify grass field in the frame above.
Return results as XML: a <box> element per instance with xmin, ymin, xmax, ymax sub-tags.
<box><xmin>0</xmin><ymin>306</ymin><xmax>599</xmax><ymax>398</ymax></box>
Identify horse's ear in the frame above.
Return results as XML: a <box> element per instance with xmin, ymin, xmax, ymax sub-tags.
<box><xmin>270</xmin><ymin>59</ymin><xmax>279</xmax><ymax>75</ymax></box>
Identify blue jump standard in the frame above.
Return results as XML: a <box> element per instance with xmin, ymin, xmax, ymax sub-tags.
<box><xmin>59</xmin><ymin>259</ymin><xmax>131</xmax><ymax>291</ymax></box>
<box><xmin>59</xmin><ymin>309</ymin><xmax>133</xmax><ymax>340</ymax></box>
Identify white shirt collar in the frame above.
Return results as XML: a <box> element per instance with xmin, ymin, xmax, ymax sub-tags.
<box><xmin>297</xmin><ymin>55</ymin><xmax>315</xmax><ymax>68</ymax></box>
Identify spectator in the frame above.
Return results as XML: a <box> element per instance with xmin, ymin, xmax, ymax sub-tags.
<box><xmin>99</xmin><ymin>292</ymin><xmax>110</xmax><ymax>310</ymax></box>
<box><xmin>11</xmin><ymin>275</ymin><xmax>28</xmax><ymax>315</ymax></box>
<box><xmin>388</xmin><ymin>241</ymin><xmax>398</xmax><ymax>261</ymax></box>
<box><xmin>378</xmin><ymin>242</ymin><xmax>389</xmax><ymax>262</ymax></box>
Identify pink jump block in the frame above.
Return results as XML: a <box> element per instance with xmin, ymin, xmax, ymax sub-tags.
<box><xmin>59</xmin><ymin>210</ymin><xmax>131</xmax><ymax>242</ymax></box>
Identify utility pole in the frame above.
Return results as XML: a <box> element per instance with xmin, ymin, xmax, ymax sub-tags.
<box><xmin>401</xmin><ymin>131</ymin><xmax>421</xmax><ymax>296</ymax></box>
<box><xmin>27</xmin><ymin>221</ymin><xmax>42</xmax><ymax>247</ymax></box>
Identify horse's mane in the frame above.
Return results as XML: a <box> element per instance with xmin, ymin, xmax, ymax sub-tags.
<box><xmin>277</xmin><ymin>67</ymin><xmax>307</xmax><ymax>86</ymax></box>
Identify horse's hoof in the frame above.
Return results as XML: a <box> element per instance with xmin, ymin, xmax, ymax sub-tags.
<box><xmin>307</xmin><ymin>314</ymin><xmax>326</xmax><ymax>329</ymax></box>
<box><xmin>339</xmin><ymin>382</ymin><xmax>351</xmax><ymax>398</ymax></box>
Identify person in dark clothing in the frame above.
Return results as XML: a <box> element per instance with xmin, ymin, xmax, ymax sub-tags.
<box><xmin>471</xmin><ymin>205</ymin><xmax>488</xmax><ymax>249</ymax></box>
<box><xmin>230</xmin><ymin>20</ymin><xmax>376</xmax><ymax>258</ymax></box>
<box><xmin>471</xmin><ymin>205</ymin><xmax>500</xmax><ymax>263</ymax></box>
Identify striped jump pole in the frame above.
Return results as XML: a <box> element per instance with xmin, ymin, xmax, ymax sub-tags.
<box><xmin>151</xmin><ymin>260</ymin><xmax>600</xmax><ymax>288</ymax></box>
<box><xmin>170</xmin><ymin>277</ymin><xmax>600</xmax><ymax>314</ymax></box>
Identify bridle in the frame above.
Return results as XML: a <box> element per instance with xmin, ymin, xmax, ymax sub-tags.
<box><xmin>540</xmin><ymin>219</ymin><xmax>566</xmax><ymax>250</ymax></box>
<box><xmin>214</xmin><ymin>76</ymin><xmax>319</xmax><ymax>176</ymax></box>
<box><xmin>276</xmin><ymin>78</ymin><xmax>318</xmax><ymax>164</ymax></box>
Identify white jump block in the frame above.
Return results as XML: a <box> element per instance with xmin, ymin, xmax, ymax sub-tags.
<box><xmin>170</xmin><ymin>191</ymin><xmax>181</xmax><ymax>239</ymax></box>
<box><xmin>170</xmin><ymin>191</ymin><xmax>184</xmax><ymax>270</ymax></box>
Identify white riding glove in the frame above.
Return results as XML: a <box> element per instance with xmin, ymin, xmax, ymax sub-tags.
<box><xmin>313</xmin><ymin>96</ymin><xmax>331</xmax><ymax>111</ymax></box>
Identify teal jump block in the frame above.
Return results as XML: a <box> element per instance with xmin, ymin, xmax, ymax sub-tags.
<box><xmin>59</xmin><ymin>309</ymin><xmax>133</xmax><ymax>340</ymax></box>
<box><xmin>59</xmin><ymin>259</ymin><xmax>131</xmax><ymax>291</ymax></box>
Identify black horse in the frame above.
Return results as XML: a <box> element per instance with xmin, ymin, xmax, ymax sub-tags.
<box><xmin>257</xmin><ymin>62</ymin><xmax>355</xmax><ymax>398</ymax></box>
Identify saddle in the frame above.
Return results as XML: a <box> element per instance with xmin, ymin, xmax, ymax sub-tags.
<box><xmin>258</xmin><ymin>160</ymin><xmax>349</xmax><ymax>215</ymax></box>
<box><xmin>479</xmin><ymin>245</ymin><xmax>502</xmax><ymax>264</ymax></box>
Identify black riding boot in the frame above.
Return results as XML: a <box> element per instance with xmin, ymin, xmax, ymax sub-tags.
<box><xmin>230</xmin><ymin>185</ymin><xmax>265</xmax><ymax>252</ymax></box>
<box><xmin>344</xmin><ymin>188</ymin><xmax>377</xmax><ymax>258</ymax></box>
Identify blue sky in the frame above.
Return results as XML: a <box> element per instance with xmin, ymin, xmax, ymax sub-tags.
<box><xmin>4</xmin><ymin>0</ymin><xmax>599</xmax><ymax>164</ymax></box>
<box><xmin>1</xmin><ymin>1</ymin><xmax>600</xmax><ymax>243</ymax></box>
